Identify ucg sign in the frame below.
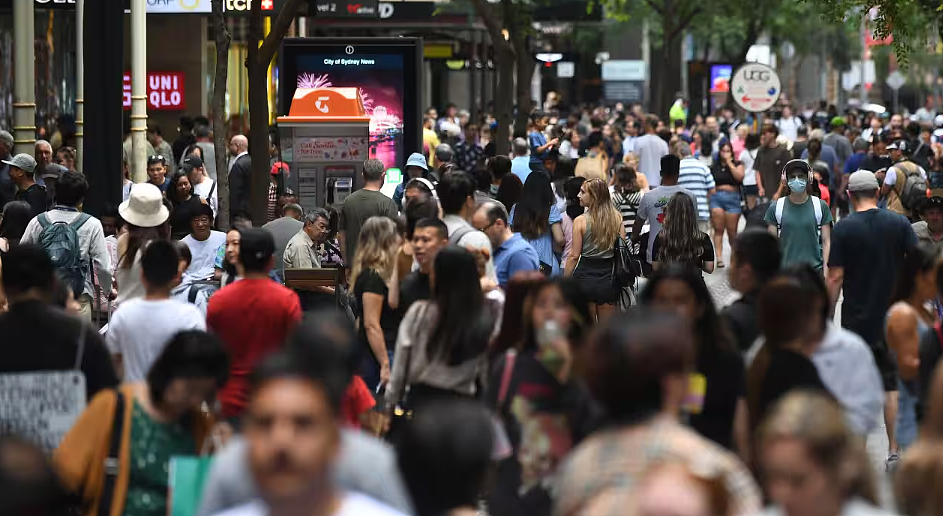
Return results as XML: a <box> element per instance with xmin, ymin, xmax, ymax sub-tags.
<box><xmin>742</xmin><ymin>70</ymin><xmax>772</xmax><ymax>82</ymax></box>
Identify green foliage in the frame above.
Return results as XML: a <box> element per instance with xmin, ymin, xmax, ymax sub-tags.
<box><xmin>803</xmin><ymin>0</ymin><xmax>943</xmax><ymax>66</ymax></box>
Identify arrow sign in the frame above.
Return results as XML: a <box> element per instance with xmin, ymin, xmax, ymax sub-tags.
<box><xmin>742</xmin><ymin>96</ymin><xmax>751</xmax><ymax>103</ymax></box>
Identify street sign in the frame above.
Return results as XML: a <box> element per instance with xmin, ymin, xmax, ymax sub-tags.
<box><xmin>557</xmin><ymin>62</ymin><xmax>575</xmax><ymax>78</ymax></box>
<box><xmin>730</xmin><ymin>62</ymin><xmax>781</xmax><ymax>113</ymax></box>
<box><xmin>886</xmin><ymin>71</ymin><xmax>906</xmax><ymax>91</ymax></box>
<box><xmin>602</xmin><ymin>60</ymin><xmax>646</xmax><ymax>81</ymax></box>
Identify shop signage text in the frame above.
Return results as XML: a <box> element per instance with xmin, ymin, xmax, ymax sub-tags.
<box><xmin>225</xmin><ymin>0</ymin><xmax>274</xmax><ymax>11</ymax></box>
<box><xmin>122</xmin><ymin>72</ymin><xmax>186</xmax><ymax>111</ymax></box>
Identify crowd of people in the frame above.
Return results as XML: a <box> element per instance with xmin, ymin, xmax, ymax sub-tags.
<box><xmin>5</xmin><ymin>100</ymin><xmax>943</xmax><ymax>516</ymax></box>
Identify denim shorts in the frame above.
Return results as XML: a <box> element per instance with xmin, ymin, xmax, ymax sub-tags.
<box><xmin>710</xmin><ymin>189</ymin><xmax>742</xmax><ymax>214</ymax></box>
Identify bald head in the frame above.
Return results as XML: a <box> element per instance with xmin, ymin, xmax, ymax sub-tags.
<box><xmin>230</xmin><ymin>135</ymin><xmax>248</xmax><ymax>154</ymax></box>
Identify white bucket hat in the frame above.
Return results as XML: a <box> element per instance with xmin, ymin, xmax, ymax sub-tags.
<box><xmin>119</xmin><ymin>183</ymin><xmax>170</xmax><ymax>228</ymax></box>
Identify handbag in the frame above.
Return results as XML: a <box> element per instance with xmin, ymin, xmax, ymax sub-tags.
<box><xmin>385</xmin><ymin>303</ymin><xmax>427</xmax><ymax>443</ymax></box>
<box><xmin>612</xmin><ymin>236</ymin><xmax>641</xmax><ymax>287</ymax></box>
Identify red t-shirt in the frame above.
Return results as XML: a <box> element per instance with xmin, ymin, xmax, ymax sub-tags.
<box><xmin>818</xmin><ymin>183</ymin><xmax>831</xmax><ymax>206</ymax></box>
<box><xmin>341</xmin><ymin>376</ymin><xmax>376</xmax><ymax>428</ymax></box>
<box><xmin>207</xmin><ymin>278</ymin><xmax>302</xmax><ymax>417</ymax></box>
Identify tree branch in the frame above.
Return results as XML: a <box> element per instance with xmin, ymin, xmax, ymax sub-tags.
<box><xmin>643</xmin><ymin>0</ymin><xmax>664</xmax><ymax>16</ymax></box>
<box><xmin>258</xmin><ymin>0</ymin><xmax>306</xmax><ymax>64</ymax></box>
<box><xmin>469</xmin><ymin>0</ymin><xmax>507</xmax><ymax>48</ymax></box>
<box><xmin>667</xmin><ymin>5</ymin><xmax>701</xmax><ymax>41</ymax></box>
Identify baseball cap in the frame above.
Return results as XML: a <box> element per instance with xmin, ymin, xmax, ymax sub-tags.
<box><xmin>42</xmin><ymin>163</ymin><xmax>67</xmax><ymax>179</ymax></box>
<box><xmin>183</xmin><ymin>155</ymin><xmax>204</xmax><ymax>169</ymax></box>
<box><xmin>2</xmin><ymin>153</ymin><xmax>37</xmax><ymax>174</ymax></box>
<box><xmin>847</xmin><ymin>170</ymin><xmax>880</xmax><ymax>192</ymax></box>
<box><xmin>830</xmin><ymin>116</ymin><xmax>846</xmax><ymax>127</ymax></box>
<box><xmin>887</xmin><ymin>140</ymin><xmax>907</xmax><ymax>152</ymax></box>
<box><xmin>405</xmin><ymin>152</ymin><xmax>430</xmax><ymax>171</ymax></box>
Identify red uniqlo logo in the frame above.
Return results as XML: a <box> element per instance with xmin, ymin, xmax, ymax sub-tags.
<box><xmin>347</xmin><ymin>3</ymin><xmax>361</xmax><ymax>12</ymax></box>
<box><xmin>261</xmin><ymin>0</ymin><xmax>273</xmax><ymax>9</ymax></box>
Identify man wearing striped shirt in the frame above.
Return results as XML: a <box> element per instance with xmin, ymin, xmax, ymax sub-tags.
<box><xmin>676</xmin><ymin>143</ymin><xmax>716</xmax><ymax>233</ymax></box>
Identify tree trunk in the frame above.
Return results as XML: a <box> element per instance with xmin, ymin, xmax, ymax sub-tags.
<box><xmin>656</xmin><ymin>32</ymin><xmax>683</xmax><ymax>118</ymax></box>
<box><xmin>211</xmin><ymin>0</ymin><xmax>231</xmax><ymax>231</ymax></box>
<box><xmin>494</xmin><ymin>49</ymin><xmax>514</xmax><ymax>156</ymax></box>
<box><xmin>246</xmin><ymin>0</ymin><xmax>305</xmax><ymax>226</ymax></box>
<box><xmin>469</xmin><ymin>0</ymin><xmax>515</xmax><ymax>156</ymax></box>
<box><xmin>247</xmin><ymin>4</ymin><xmax>269</xmax><ymax>225</ymax></box>
<box><xmin>511</xmin><ymin>17</ymin><xmax>533</xmax><ymax>139</ymax></box>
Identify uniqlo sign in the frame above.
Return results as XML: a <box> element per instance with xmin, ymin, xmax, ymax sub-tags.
<box><xmin>123</xmin><ymin>72</ymin><xmax>186</xmax><ymax>111</ymax></box>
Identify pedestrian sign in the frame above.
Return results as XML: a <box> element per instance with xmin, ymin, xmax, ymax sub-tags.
<box><xmin>886</xmin><ymin>71</ymin><xmax>906</xmax><ymax>91</ymax></box>
<box><xmin>730</xmin><ymin>63</ymin><xmax>781</xmax><ymax>113</ymax></box>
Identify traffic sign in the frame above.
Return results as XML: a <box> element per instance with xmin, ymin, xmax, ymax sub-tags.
<box><xmin>886</xmin><ymin>71</ymin><xmax>906</xmax><ymax>91</ymax></box>
<box><xmin>557</xmin><ymin>62</ymin><xmax>575</xmax><ymax>78</ymax></box>
<box><xmin>730</xmin><ymin>63</ymin><xmax>781</xmax><ymax>113</ymax></box>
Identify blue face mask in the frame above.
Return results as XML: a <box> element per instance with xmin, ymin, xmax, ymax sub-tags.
<box><xmin>788</xmin><ymin>177</ymin><xmax>808</xmax><ymax>193</ymax></box>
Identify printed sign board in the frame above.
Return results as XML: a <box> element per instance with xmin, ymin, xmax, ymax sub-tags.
<box><xmin>293</xmin><ymin>137</ymin><xmax>369</xmax><ymax>162</ymax></box>
<box><xmin>123</xmin><ymin>72</ymin><xmax>186</xmax><ymax>111</ymax></box>
<box><xmin>730</xmin><ymin>63</ymin><xmax>781</xmax><ymax>113</ymax></box>
<box><xmin>0</xmin><ymin>371</ymin><xmax>86</xmax><ymax>452</ymax></box>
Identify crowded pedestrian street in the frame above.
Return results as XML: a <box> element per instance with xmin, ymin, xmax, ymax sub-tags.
<box><xmin>8</xmin><ymin>1</ymin><xmax>943</xmax><ymax>516</ymax></box>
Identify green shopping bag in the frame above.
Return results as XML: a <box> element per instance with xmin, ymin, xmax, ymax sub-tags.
<box><xmin>168</xmin><ymin>456</ymin><xmax>214</xmax><ymax>516</ymax></box>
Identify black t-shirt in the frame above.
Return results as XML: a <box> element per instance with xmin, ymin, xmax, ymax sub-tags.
<box><xmin>721</xmin><ymin>293</ymin><xmax>760</xmax><ymax>352</ymax></box>
<box><xmin>711</xmin><ymin>160</ymin><xmax>742</xmax><ymax>187</ymax></box>
<box><xmin>829</xmin><ymin>209</ymin><xmax>917</xmax><ymax>347</ymax></box>
<box><xmin>399</xmin><ymin>271</ymin><xmax>431</xmax><ymax>315</ymax></box>
<box><xmin>859</xmin><ymin>154</ymin><xmax>893</xmax><ymax>174</ymax></box>
<box><xmin>485</xmin><ymin>350</ymin><xmax>600</xmax><ymax>516</ymax></box>
<box><xmin>0</xmin><ymin>300</ymin><xmax>118</xmax><ymax>400</ymax></box>
<box><xmin>756</xmin><ymin>349</ymin><xmax>828</xmax><ymax>427</ymax></box>
<box><xmin>170</xmin><ymin>196</ymin><xmax>206</xmax><ymax>240</ymax></box>
<box><xmin>690</xmin><ymin>347</ymin><xmax>745</xmax><ymax>449</ymax></box>
<box><xmin>14</xmin><ymin>183</ymin><xmax>47</xmax><ymax>219</ymax></box>
<box><xmin>651</xmin><ymin>231</ymin><xmax>715</xmax><ymax>269</ymax></box>
<box><xmin>354</xmin><ymin>268</ymin><xmax>401</xmax><ymax>349</ymax></box>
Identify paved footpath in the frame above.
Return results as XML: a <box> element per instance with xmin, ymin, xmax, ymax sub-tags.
<box><xmin>702</xmin><ymin>228</ymin><xmax>896</xmax><ymax>510</ymax></box>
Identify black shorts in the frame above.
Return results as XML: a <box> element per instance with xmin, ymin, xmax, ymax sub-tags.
<box><xmin>871</xmin><ymin>340</ymin><xmax>899</xmax><ymax>392</ymax></box>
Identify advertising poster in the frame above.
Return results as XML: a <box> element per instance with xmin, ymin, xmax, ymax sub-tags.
<box><xmin>280</xmin><ymin>38</ymin><xmax>422</xmax><ymax>172</ymax></box>
<box><xmin>710</xmin><ymin>64</ymin><xmax>733</xmax><ymax>93</ymax></box>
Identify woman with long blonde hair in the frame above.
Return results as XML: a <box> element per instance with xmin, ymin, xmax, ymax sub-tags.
<box><xmin>757</xmin><ymin>391</ymin><xmax>887</xmax><ymax>516</ymax></box>
<box><xmin>564</xmin><ymin>178</ymin><xmax>625</xmax><ymax>321</ymax></box>
<box><xmin>350</xmin><ymin>216</ymin><xmax>402</xmax><ymax>391</ymax></box>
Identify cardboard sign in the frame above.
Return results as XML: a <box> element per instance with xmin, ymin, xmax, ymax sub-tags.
<box><xmin>0</xmin><ymin>371</ymin><xmax>86</xmax><ymax>452</ymax></box>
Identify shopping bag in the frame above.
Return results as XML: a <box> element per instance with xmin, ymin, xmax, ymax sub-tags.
<box><xmin>168</xmin><ymin>456</ymin><xmax>214</xmax><ymax>516</ymax></box>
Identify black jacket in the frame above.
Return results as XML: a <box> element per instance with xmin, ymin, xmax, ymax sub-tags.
<box><xmin>229</xmin><ymin>154</ymin><xmax>252</xmax><ymax>217</ymax></box>
<box><xmin>14</xmin><ymin>183</ymin><xmax>47</xmax><ymax>219</ymax></box>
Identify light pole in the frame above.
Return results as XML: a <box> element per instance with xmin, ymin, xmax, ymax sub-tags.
<box><xmin>13</xmin><ymin>0</ymin><xmax>36</xmax><ymax>156</ymax></box>
<box><xmin>131</xmin><ymin>0</ymin><xmax>148</xmax><ymax>183</ymax></box>
<box><xmin>76</xmin><ymin>0</ymin><xmax>84</xmax><ymax>173</ymax></box>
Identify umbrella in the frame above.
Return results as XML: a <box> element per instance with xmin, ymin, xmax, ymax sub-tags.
<box><xmin>863</xmin><ymin>103</ymin><xmax>887</xmax><ymax>114</ymax></box>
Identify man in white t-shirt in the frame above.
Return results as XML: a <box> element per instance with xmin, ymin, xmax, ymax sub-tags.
<box><xmin>106</xmin><ymin>240</ymin><xmax>205</xmax><ymax>381</ymax></box>
<box><xmin>633</xmin><ymin>115</ymin><xmax>670</xmax><ymax>188</ymax></box>
<box><xmin>181</xmin><ymin>203</ymin><xmax>227</xmax><ymax>282</ymax></box>
<box><xmin>184</xmin><ymin>155</ymin><xmax>218</xmax><ymax>219</ymax></box>
<box><xmin>775</xmin><ymin>105</ymin><xmax>803</xmax><ymax>143</ymax></box>
<box><xmin>631</xmin><ymin>154</ymin><xmax>696</xmax><ymax>263</ymax></box>
<box><xmin>211</xmin><ymin>347</ymin><xmax>408</xmax><ymax>516</ymax></box>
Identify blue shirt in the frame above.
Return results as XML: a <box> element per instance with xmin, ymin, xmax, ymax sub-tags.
<box><xmin>529</xmin><ymin>131</ymin><xmax>548</xmax><ymax>166</ymax></box>
<box><xmin>843</xmin><ymin>151</ymin><xmax>867</xmax><ymax>176</ymax></box>
<box><xmin>511</xmin><ymin>156</ymin><xmax>532</xmax><ymax>183</ymax></box>
<box><xmin>493</xmin><ymin>233</ymin><xmax>540</xmax><ymax>287</ymax></box>
<box><xmin>509</xmin><ymin>204</ymin><xmax>563</xmax><ymax>276</ymax></box>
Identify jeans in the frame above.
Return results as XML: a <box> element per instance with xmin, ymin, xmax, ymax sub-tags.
<box><xmin>710</xmin><ymin>189</ymin><xmax>743</xmax><ymax>214</ymax></box>
<box><xmin>897</xmin><ymin>378</ymin><xmax>919</xmax><ymax>452</ymax></box>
